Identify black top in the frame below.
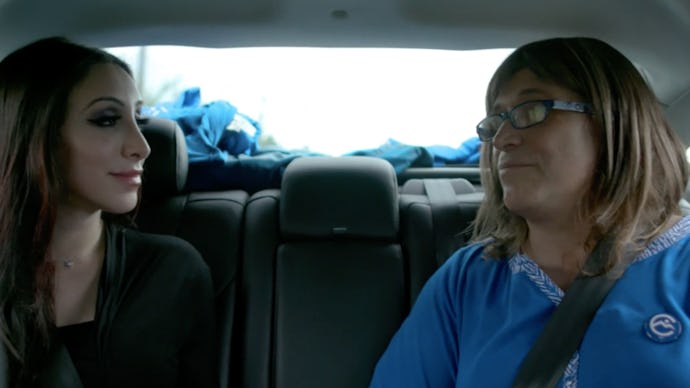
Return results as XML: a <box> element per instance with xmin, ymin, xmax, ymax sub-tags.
<box><xmin>59</xmin><ymin>321</ymin><xmax>100</xmax><ymax>387</ymax></box>
<box><xmin>51</xmin><ymin>223</ymin><xmax>217</xmax><ymax>388</ymax></box>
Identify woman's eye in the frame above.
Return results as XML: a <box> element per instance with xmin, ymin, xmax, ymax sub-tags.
<box><xmin>89</xmin><ymin>115</ymin><xmax>121</xmax><ymax>127</ymax></box>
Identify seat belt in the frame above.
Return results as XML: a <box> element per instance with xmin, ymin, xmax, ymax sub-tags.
<box><xmin>422</xmin><ymin>179</ymin><xmax>467</xmax><ymax>267</ymax></box>
<box><xmin>512</xmin><ymin>235</ymin><xmax>630</xmax><ymax>388</ymax></box>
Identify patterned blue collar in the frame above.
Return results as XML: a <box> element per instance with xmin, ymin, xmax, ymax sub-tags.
<box><xmin>508</xmin><ymin>215</ymin><xmax>690</xmax><ymax>303</ymax></box>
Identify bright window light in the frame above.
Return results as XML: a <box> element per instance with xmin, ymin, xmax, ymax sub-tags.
<box><xmin>106</xmin><ymin>46</ymin><xmax>513</xmax><ymax>156</ymax></box>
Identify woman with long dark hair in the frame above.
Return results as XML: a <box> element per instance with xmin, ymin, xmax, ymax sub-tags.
<box><xmin>0</xmin><ymin>37</ymin><xmax>216</xmax><ymax>387</ymax></box>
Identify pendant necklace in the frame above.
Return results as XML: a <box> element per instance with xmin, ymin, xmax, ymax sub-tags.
<box><xmin>62</xmin><ymin>258</ymin><xmax>75</xmax><ymax>269</ymax></box>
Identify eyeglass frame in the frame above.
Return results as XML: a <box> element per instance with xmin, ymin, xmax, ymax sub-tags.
<box><xmin>476</xmin><ymin>99</ymin><xmax>594</xmax><ymax>142</ymax></box>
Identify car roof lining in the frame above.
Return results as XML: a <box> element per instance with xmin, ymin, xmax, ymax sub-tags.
<box><xmin>0</xmin><ymin>0</ymin><xmax>688</xmax><ymax>111</ymax></box>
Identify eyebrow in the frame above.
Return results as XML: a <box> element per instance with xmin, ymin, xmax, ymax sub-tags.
<box><xmin>83</xmin><ymin>96</ymin><xmax>144</xmax><ymax>112</ymax></box>
<box><xmin>492</xmin><ymin>87</ymin><xmax>546</xmax><ymax>112</ymax></box>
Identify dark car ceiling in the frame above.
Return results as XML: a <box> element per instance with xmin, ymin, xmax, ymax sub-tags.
<box><xmin>0</xmin><ymin>0</ymin><xmax>689</xmax><ymax>107</ymax></box>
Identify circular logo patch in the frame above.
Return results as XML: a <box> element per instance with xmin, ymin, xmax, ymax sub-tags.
<box><xmin>644</xmin><ymin>313</ymin><xmax>682</xmax><ymax>343</ymax></box>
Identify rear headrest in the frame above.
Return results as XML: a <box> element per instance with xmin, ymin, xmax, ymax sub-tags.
<box><xmin>400</xmin><ymin>178</ymin><xmax>475</xmax><ymax>195</ymax></box>
<box><xmin>140</xmin><ymin>117</ymin><xmax>188</xmax><ymax>199</ymax></box>
<box><xmin>280</xmin><ymin>156</ymin><xmax>399</xmax><ymax>239</ymax></box>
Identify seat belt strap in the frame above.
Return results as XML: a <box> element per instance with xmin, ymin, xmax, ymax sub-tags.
<box><xmin>422</xmin><ymin>179</ymin><xmax>467</xmax><ymax>266</ymax></box>
<box><xmin>512</xmin><ymin>235</ymin><xmax>628</xmax><ymax>388</ymax></box>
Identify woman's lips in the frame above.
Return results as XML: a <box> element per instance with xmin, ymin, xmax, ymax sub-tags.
<box><xmin>498</xmin><ymin>162</ymin><xmax>532</xmax><ymax>170</ymax></box>
<box><xmin>110</xmin><ymin>170</ymin><xmax>143</xmax><ymax>186</ymax></box>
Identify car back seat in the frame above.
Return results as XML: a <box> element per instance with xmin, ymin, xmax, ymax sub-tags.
<box><xmin>135</xmin><ymin>117</ymin><xmax>248</xmax><ymax>388</ymax></box>
<box><xmin>399</xmin><ymin>178</ymin><xmax>482</xmax><ymax>304</ymax></box>
<box><xmin>235</xmin><ymin>156</ymin><xmax>407</xmax><ymax>388</ymax></box>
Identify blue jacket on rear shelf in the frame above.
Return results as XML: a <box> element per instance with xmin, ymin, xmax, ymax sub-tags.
<box><xmin>143</xmin><ymin>87</ymin><xmax>262</xmax><ymax>161</ymax></box>
<box><xmin>426</xmin><ymin>136</ymin><xmax>481</xmax><ymax>166</ymax></box>
<box><xmin>143</xmin><ymin>88</ymin><xmax>296</xmax><ymax>193</ymax></box>
<box><xmin>144</xmin><ymin>88</ymin><xmax>481</xmax><ymax>194</ymax></box>
<box><xmin>347</xmin><ymin>137</ymin><xmax>482</xmax><ymax>172</ymax></box>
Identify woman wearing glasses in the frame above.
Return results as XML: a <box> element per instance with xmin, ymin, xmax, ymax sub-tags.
<box><xmin>370</xmin><ymin>37</ymin><xmax>690</xmax><ymax>387</ymax></box>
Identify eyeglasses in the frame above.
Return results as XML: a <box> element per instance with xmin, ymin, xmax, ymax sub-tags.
<box><xmin>476</xmin><ymin>99</ymin><xmax>594</xmax><ymax>142</ymax></box>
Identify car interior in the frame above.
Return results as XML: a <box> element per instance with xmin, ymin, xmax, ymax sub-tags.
<box><xmin>1</xmin><ymin>0</ymin><xmax>689</xmax><ymax>387</ymax></box>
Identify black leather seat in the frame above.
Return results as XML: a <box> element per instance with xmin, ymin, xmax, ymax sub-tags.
<box><xmin>399</xmin><ymin>178</ymin><xmax>482</xmax><ymax>305</ymax></box>
<box><xmin>135</xmin><ymin>117</ymin><xmax>248</xmax><ymax>388</ymax></box>
<box><xmin>235</xmin><ymin>156</ymin><xmax>407</xmax><ymax>388</ymax></box>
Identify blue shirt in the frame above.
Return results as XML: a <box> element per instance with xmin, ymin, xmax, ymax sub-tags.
<box><xmin>370</xmin><ymin>216</ymin><xmax>690</xmax><ymax>387</ymax></box>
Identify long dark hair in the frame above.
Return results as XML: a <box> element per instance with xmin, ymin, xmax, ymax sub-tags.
<box><xmin>0</xmin><ymin>37</ymin><xmax>133</xmax><ymax>384</ymax></box>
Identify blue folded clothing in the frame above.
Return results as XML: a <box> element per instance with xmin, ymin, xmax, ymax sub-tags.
<box><xmin>144</xmin><ymin>88</ymin><xmax>481</xmax><ymax>193</ymax></box>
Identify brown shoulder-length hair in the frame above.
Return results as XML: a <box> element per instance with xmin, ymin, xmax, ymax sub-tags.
<box><xmin>473</xmin><ymin>37</ymin><xmax>689</xmax><ymax>268</ymax></box>
<box><xmin>0</xmin><ymin>37</ymin><xmax>133</xmax><ymax>384</ymax></box>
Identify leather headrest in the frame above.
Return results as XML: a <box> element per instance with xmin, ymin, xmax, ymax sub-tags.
<box><xmin>140</xmin><ymin>117</ymin><xmax>188</xmax><ymax>199</ymax></box>
<box><xmin>400</xmin><ymin>177</ymin><xmax>475</xmax><ymax>195</ymax></box>
<box><xmin>280</xmin><ymin>156</ymin><xmax>399</xmax><ymax>240</ymax></box>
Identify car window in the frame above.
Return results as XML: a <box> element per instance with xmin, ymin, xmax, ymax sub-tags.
<box><xmin>106</xmin><ymin>46</ymin><xmax>513</xmax><ymax>156</ymax></box>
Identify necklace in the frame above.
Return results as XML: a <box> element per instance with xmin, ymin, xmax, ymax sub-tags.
<box><xmin>62</xmin><ymin>259</ymin><xmax>75</xmax><ymax>269</ymax></box>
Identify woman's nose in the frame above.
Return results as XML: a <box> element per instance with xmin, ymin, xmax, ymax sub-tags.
<box><xmin>124</xmin><ymin>121</ymin><xmax>151</xmax><ymax>160</ymax></box>
<box><xmin>491</xmin><ymin>119</ymin><xmax>522</xmax><ymax>151</ymax></box>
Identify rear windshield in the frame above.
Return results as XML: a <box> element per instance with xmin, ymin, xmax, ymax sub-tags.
<box><xmin>106</xmin><ymin>46</ymin><xmax>513</xmax><ymax>158</ymax></box>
